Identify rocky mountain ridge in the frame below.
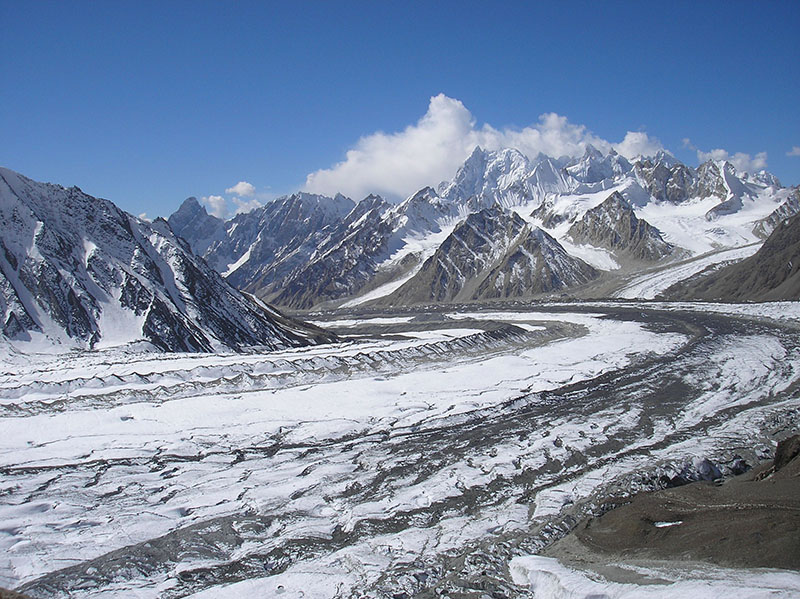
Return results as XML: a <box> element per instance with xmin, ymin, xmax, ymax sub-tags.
<box><xmin>172</xmin><ymin>145</ymin><xmax>794</xmax><ymax>309</ymax></box>
<box><xmin>0</xmin><ymin>168</ymin><xmax>334</xmax><ymax>352</ymax></box>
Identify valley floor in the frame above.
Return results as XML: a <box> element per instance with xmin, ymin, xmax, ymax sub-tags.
<box><xmin>1</xmin><ymin>302</ymin><xmax>799</xmax><ymax>597</ymax></box>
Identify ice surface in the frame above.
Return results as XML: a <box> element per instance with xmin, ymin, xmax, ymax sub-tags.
<box><xmin>2</xmin><ymin>302</ymin><xmax>799</xmax><ymax>597</ymax></box>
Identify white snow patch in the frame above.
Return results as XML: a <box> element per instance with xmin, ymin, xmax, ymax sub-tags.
<box><xmin>558</xmin><ymin>238</ymin><xmax>620</xmax><ymax>270</ymax></box>
<box><xmin>654</xmin><ymin>520</ymin><xmax>683</xmax><ymax>528</ymax></box>
<box><xmin>221</xmin><ymin>247</ymin><xmax>252</xmax><ymax>277</ymax></box>
<box><xmin>615</xmin><ymin>244</ymin><xmax>760</xmax><ymax>299</ymax></box>
<box><xmin>510</xmin><ymin>556</ymin><xmax>800</xmax><ymax>599</ymax></box>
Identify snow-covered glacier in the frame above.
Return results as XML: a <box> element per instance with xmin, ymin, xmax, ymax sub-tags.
<box><xmin>2</xmin><ymin>302</ymin><xmax>799</xmax><ymax>597</ymax></box>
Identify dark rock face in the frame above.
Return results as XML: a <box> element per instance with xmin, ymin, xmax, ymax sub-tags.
<box><xmin>171</xmin><ymin>192</ymin><xmax>355</xmax><ymax>294</ymax></box>
<box><xmin>267</xmin><ymin>195</ymin><xmax>396</xmax><ymax>309</ymax></box>
<box><xmin>567</xmin><ymin>192</ymin><xmax>673</xmax><ymax>261</ymax></box>
<box><xmin>224</xmin><ymin>192</ymin><xmax>355</xmax><ymax>292</ymax></box>
<box><xmin>386</xmin><ymin>206</ymin><xmax>597</xmax><ymax>305</ymax></box>
<box><xmin>475</xmin><ymin>227</ymin><xmax>598</xmax><ymax>298</ymax></box>
<box><xmin>167</xmin><ymin>197</ymin><xmax>227</xmax><ymax>257</ymax></box>
<box><xmin>693</xmin><ymin>160</ymin><xmax>729</xmax><ymax>201</ymax></box>
<box><xmin>390</xmin><ymin>206</ymin><xmax>527</xmax><ymax>304</ymax></box>
<box><xmin>633</xmin><ymin>155</ymin><xmax>695</xmax><ymax>204</ymax></box>
<box><xmin>774</xmin><ymin>434</ymin><xmax>800</xmax><ymax>472</ymax></box>
<box><xmin>662</xmin><ymin>212</ymin><xmax>800</xmax><ymax>302</ymax></box>
<box><xmin>0</xmin><ymin>168</ymin><xmax>334</xmax><ymax>351</ymax></box>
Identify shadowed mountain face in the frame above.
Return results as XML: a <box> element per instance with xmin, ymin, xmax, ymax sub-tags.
<box><xmin>753</xmin><ymin>189</ymin><xmax>800</xmax><ymax>239</ymax></box>
<box><xmin>662</xmin><ymin>212</ymin><xmax>800</xmax><ymax>302</ymax></box>
<box><xmin>0</xmin><ymin>168</ymin><xmax>334</xmax><ymax>351</ymax></box>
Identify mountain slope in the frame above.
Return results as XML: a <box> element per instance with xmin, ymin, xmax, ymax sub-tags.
<box><xmin>384</xmin><ymin>206</ymin><xmax>597</xmax><ymax>305</ymax></box>
<box><xmin>266</xmin><ymin>195</ymin><xmax>397</xmax><ymax>308</ymax></box>
<box><xmin>660</xmin><ymin>212</ymin><xmax>800</xmax><ymax>301</ymax></box>
<box><xmin>567</xmin><ymin>192</ymin><xmax>674</xmax><ymax>262</ymax></box>
<box><xmin>170</xmin><ymin>192</ymin><xmax>355</xmax><ymax>292</ymax></box>
<box><xmin>0</xmin><ymin>168</ymin><xmax>334</xmax><ymax>351</ymax></box>
<box><xmin>475</xmin><ymin>226</ymin><xmax>598</xmax><ymax>299</ymax></box>
<box><xmin>753</xmin><ymin>189</ymin><xmax>800</xmax><ymax>239</ymax></box>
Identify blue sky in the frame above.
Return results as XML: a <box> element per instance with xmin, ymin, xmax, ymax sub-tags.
<box><xmin>2</xmin><ymin>0</ymin><xmax>798</xmax><ymax>218</ymax></box>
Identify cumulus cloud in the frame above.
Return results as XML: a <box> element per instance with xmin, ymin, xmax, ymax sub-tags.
<box><xmin>303</xmin><ymin>94</ymin><xmax>663</xmax><ymax>201</ymax></box>
<box><xmin>199</xmin><ymin>183</ymin><xmax>266</xmax><ymax>220</ymax></box>
<box><xmin>697</xmin><ymin>148</ymin><xmax>768</xmax><ymax>173</ymax></box>
<box><xmin>614</xmin><ymin>131</ymin><xmax>665</xmax><ymax>160</ymax></box>
<box><xmin>225</xmin><ymin>181</ymin><xmax>257</xmax><ymax>197</ymax></box>
<box><xmin>304</xmin><ymin>95</ymin><xmax>478</xmax><ymax>202</ymax></box>
<box><xmin>201</xmin><ymin>195</ymin><xmax>228</xmax><ymax>219</ymax></box>
<box><xmin>232</xmin><ymin>197</ymin><xmax>262</xmax><ymax>215</ymax></box>
<box><xmin>787</xmin><ymin>146</ymin><xmax>800</xmax><ymax>157</ymax></box>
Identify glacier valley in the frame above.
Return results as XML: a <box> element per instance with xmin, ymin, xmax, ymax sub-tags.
<box><xmin>2</xmin><ymin>302</ymin><xmax>799</xmax><ymax>598</ymax></box>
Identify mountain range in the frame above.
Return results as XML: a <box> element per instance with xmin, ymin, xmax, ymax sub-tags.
<box><xmin>2</xmin><ymin>144</ymin><xmax>798</xmax><ymax>352</ymax></box>
<box><xmin>169</xmin><ymin>145</ymin><xmax>798</xmax><ymax>309</ymax></box>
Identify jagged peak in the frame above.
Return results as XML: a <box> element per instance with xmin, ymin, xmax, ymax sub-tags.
<box><xmin>466</xmin><ymin>145</ymin><xmax>488</xmax><ymax>162</ymax></box>
<box><xmin>333</xmin><ymin>192</ymin><xmax>353</xmax><ymax>203</ymax></box>
<box><xmin>582</xmin><ymin>143</ymin><xmax>606</xmax><ymax>159</ymax></box>
<box><xmin>696</xmin><ymin>159</ymin><xmax>721</xmax><ymax>174</ymax></box>
<box><xmin>407</xmin><ymin>186</ymin><xmax>439</xmax><ymax>202</ymax></box>
<box><xmin>653</xmin><ymin>150</ymin><xmax>680</xmax><ymax>167</ymax></box>
<box><xmin>175</xmin><ymin>196</ymin><xmax>205</xmax><ymax>214</ymax></box>
<box><xmin>600</xmin><ymin>190</ymin><xmax>632</xmax><ymax>210</ymax></box>
<box><xmin>360</xmin><ymin>193</ymin><xmax>387</xmax><ymax>206</ymax></box>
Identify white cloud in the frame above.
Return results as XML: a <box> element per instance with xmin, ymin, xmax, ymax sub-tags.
<box><xmin>303</xmin><ymin>94</ymin><xmax>663</xmax><ymax>201</ymax></box>
<box><xmin>787</xmin><ymin>146</ymin><xmax>800</xmax><ymax>157</ymax></box>
<box><xmin>613</xmin><ymin>131</ymin><xmax>664</xmax><ymax>160</ymax></box>
<box><xmin>201</xmin><ymin>195</ymin><xmax>228</xmax><ymax>219</ymax></box>
<box><xmin>232</xmin><ymin>197</ymin><xmax>262</xmax><ymax>215</ymax></box>
<box><xmin>200</xmin><ymin>188</ymin><xmax>264</xmax><ymax>220</ymax></box>
<box><xmin>225</xmin><ymin>181</ymin><xmax>256</xmax><ymax>197</ymax></box>
<box><xmin>697</xmin><ymin>148</ymin><xmax>768</xmax><ymax>173</ymax></box>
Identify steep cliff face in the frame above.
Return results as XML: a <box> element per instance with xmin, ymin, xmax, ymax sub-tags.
<box><xmin>633</xmin><ymin>153</ymin><xmax>695</xmax><ymax>204</ymax></box>
<box><xmin>0</xmin><ymin>168</ymin><xmax>334</xmax><ymax>351</ymax></box>
<box><xmin>266</xmin><ymin>195</ymin><xmax>397</xmax><ymax>309</ymax></box>
<box><xmin>474</xmin><ymin>226</ymin><xmax>598</xmax><ymax>299</ymax></box>
<box><xmin>167</xmin><ymin>197</ymin><xmax>228</xmax><ymax>257</ymax></box>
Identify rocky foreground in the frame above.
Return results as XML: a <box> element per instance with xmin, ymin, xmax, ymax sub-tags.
<box><xmin>543</xmin><ymin>434</ymin><xmax>800</xmax><ymax>581</ymax></box>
